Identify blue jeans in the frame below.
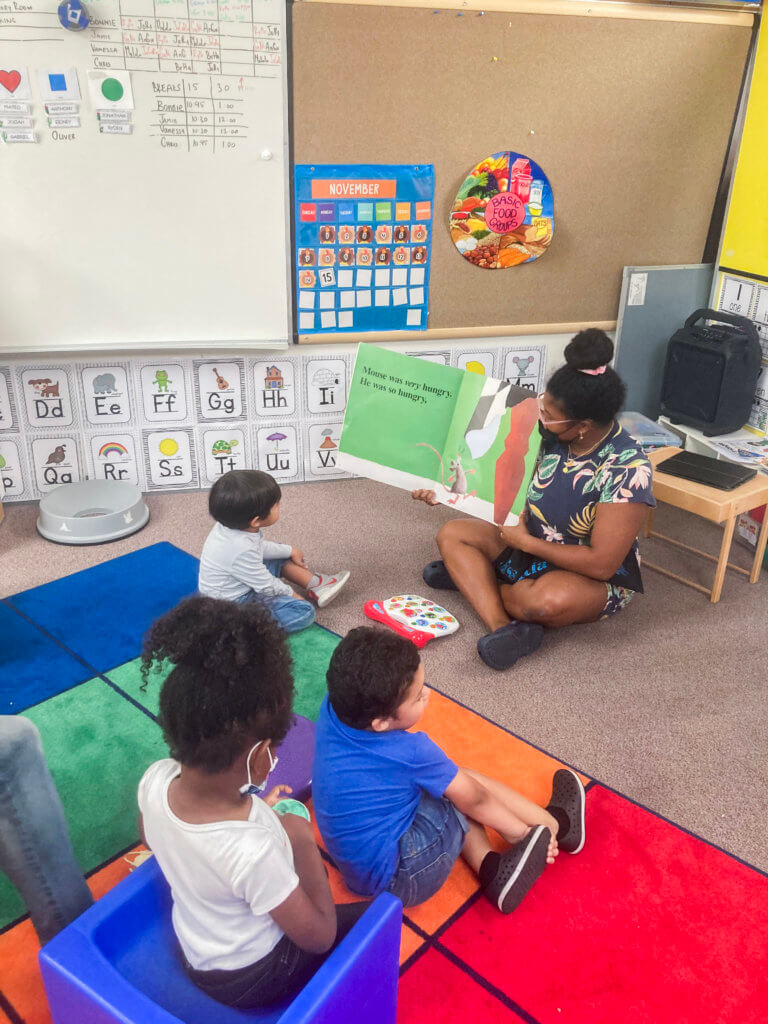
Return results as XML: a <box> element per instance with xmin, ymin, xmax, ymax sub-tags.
<box><xmin>386</xmin><ymin>792</ymin><xmax>468</xmax><ymax>908</ymax></box>
<box><xmin>0</xmin><ymin>716</ymin><xmax>93</xmax><ymax>943</ymax></box>
<box><xmin>235</xmin><ymin>558</ymin><xmax>315</xmax><ymax>634</ymax></box>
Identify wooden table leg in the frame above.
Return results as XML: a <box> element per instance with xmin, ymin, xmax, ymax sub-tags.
<box><xmin>750</xmin><ymin>509</ymin><xmax>768</xmax><ymax>584</ymax></box>
<box><xmin>711</xmin><ymin>515</ymin><xmax>736</xmax><ymax>603</ymax></box>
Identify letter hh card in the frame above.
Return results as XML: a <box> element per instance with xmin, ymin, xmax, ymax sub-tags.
<box><xmin>294</xmin><ymin>164</ymin><xmax>434</xmax><ymax>336</ymax></box>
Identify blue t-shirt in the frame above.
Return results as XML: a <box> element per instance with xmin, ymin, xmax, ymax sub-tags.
<box><xmin>312</xmin><ymin>695</ymin><xmax>458</xmax><ymax>897</ymax></box>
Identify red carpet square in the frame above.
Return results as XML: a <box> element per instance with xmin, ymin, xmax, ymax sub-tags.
<box><xmin>397</xmin><ymin>946</ymin><xmax>524</xmax><ymax>1023</ymax></box>
<box><xmin>439</xmin><ymin>784</ymin><xmax>768</xmax><ymax>1024</ymax></box>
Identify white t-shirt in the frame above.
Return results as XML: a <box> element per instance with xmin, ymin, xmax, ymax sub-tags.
<box><xmin>138</xmin><ymin>759</ymin><xmax>299</xmax><ymax>971</ymax></box>
<box><xmin>198</xmin><ymin>521</ymin><xmax>293</xmax><ymax>602</ymax></box>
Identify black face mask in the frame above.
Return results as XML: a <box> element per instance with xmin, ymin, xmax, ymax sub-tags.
<box><xmin>537</xmin><ymin>420</ymin><xmax>562</xmax><ymax>446</ymax></box>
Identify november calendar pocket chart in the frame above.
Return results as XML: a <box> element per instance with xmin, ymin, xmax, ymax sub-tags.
<box><xmin>294</xmin><ymin>163</ymin><xmax>435</xmax><ymax>335</ymax></box>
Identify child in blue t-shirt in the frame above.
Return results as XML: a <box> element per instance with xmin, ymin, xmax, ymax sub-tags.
<box><xmin>312</xmin><ymin>627</ymin><xmax>586</xmax><ymax>913</ymax></box>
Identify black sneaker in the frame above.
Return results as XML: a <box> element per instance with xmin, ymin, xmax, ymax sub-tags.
<box><xmin>477</xmin><ymin>621</ymin><xmax>544</xmax><ymax>671</ymax></box>
<box><xmin>483</xmin><ymin>825</ymin><xmax>550</xmax><ymax>914</ymax></box>
<box><xmin>546</xmin><ymin>769</ymin><xmax>586</xmax><ymax>854</ymax></box>
<box><xmin>422</xmin><ymin>560</ymin><xmax>459</xmax><ymax>591</ymax></box>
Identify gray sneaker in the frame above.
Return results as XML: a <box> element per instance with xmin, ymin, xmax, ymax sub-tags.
<box><xmin>307</xmin><ymin>571</ymin><xmax>350</xmax><ymax>608</ymax></box>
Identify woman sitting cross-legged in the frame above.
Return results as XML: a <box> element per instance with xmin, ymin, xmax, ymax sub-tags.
<box><xmin>413</xmin><ymin>330</ymin><xmax>655</xmax><ymax>671</ymax></box>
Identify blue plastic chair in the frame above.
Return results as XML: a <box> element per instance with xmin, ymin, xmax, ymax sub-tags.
<box><xmin>39</xmin><ymin>857</ymin><xmax>402</xmax><ymax>1024</ymax></box>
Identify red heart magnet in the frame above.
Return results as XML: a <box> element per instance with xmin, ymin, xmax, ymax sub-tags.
<box><xmin>0</xmin><ymin>70</ymin><xmax>22</xmax><ymax>94</ymax></box>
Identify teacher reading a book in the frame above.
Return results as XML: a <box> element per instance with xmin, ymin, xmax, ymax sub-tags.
<box><xmin>412</xmin><ymin>330</ymin><xmax>655</xmax><ymax>671</ymax></box>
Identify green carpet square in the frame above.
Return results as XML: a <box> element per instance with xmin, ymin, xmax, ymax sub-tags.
<box><xmin>106</xmin><ymin>624</ymin><xmax>340</xmax><ymax>724</ymax></box>
<box><xmin>0</xmin><ymin>679</ymin><xmax>168</xmax><ymax>930</ymax></box>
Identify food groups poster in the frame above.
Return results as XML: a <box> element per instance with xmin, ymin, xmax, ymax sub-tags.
<box><xmin>337</xmin><ymin>346</ymin><xmax>541</xmax><ymax>525</ymax></box>
<box><xmin>294</xmin><ymin>164</ymin><xmax>435</xmax><ymax>335</ymax></box>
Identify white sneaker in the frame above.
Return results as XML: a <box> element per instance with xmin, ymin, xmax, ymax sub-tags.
<box><xmin>307</xmin><ymin>571</ymin><xmax>350</xmax><ymax>608</ymax></box>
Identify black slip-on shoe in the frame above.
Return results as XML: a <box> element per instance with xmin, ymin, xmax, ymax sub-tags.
<box><xmin>483</xmin><ymin>825</ymin><xmax>550</xmax><ymax>914</ymax></box>
<box><xmin>546</xmin><ymin>768</ymin><xmax>586</xmax><ymax>854</ymax></box>
<box><xmin>422</xmin><ymin>560</ymin><xmax>459</xmax><ymax>591</ymax></box>
<box><xmin>476</xmin><ymin>621</ymin><xmax>544</xmax><ymax>670</ymax></box>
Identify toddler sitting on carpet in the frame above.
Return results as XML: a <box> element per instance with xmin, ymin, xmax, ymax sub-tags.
<box><xmin>312</xmin><ymin>627</ymin><xmax>586</xmax><ymax>912</ymax></box>
<box><xmin>198</xmin><ymin>469</ymin><xmax>349</xmax><ymax>633</ymax></box>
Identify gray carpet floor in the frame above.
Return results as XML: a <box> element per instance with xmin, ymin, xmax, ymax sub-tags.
<box><xmin>2</xmin><ymin>479</ymin><xmax>766</xmax><ymax>870</ymax></box>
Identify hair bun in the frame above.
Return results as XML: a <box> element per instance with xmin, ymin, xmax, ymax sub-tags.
<box><xmin>564</xmin><ymin>329</ymin><xmax>614</xmax><ymax>371</ymax></box>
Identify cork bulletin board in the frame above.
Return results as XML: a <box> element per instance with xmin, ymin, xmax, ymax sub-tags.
<box><xmin>292</xmin><ymin>1</ymin><xmax>752</xmax><ymax>342</ymax></box>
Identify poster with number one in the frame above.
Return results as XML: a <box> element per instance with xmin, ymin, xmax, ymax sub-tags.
<box><xmin>294</xmin><ymin>164</ymin><xmax>434</xmax><ymax>335</ymax></box>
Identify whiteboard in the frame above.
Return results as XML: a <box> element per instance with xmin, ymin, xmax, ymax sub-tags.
<box><xmin>0</xmin><ymin>0</ymin><xmax>291</xmax><ymax>353</ymax></box>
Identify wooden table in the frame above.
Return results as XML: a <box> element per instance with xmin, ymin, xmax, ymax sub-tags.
<box><xmin>643</xmin><ymin>447</ymin><xmax>768</xmax><ymax>603</ymax></box>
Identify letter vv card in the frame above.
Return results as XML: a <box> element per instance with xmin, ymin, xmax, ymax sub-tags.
<box><xmin>294</xmin><ymin>164</ymin><xmax>434</xmax><ymax>335</ymax></box>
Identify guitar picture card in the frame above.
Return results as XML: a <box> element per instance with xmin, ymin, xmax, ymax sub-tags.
<box><xmin>193</xmin><ymin>359</ymin><xmax>246</xmax><ymax>422</ymax></box>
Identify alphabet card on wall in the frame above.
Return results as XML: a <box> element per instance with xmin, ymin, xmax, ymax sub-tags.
<box><xmin>30</xmin><ymin>435</ymin><xmax>81</xmax><ymax>492</ymax></box>
<box><xmin>80</xmin><ymin>365</ymin><xmax>132</xmax><ymax>425</ymax></box>
<box><xmin>455</xmin><ymin>351</ymin><xmax>497</xmax><ymax>378</ymax></box>
<box><xmin>20</xmin><ymin>367</ymin><xmax>75</xmax><ymax>428</ymax></box>
<box><xmin>143</xmin><ymin>428</ymin><xmax>198</xmax><ymax>491</ymax></box>
<box><xmin>88</xmin><ymin>434</ymin><xmax>141</xmax><ymax>486</ymax></box>
<box><xmin>252</xmin><ymin>360</ymin><xmax>297</xmax><ymax>418</ymax></box>
<box><xmin>304</xmin><ymin>358</ymin><xmax>347</xmax><ymax>416</ymax></box>
<box><xmin>255</xmin><ymin>424</ymin><xmax>303</xmax><ymax>483</ymax></box>
<box><xmin>305</xmin><ymin>422</ymin><xmax>346</xmax><ymax>480</ymax></box>
<box><xmin>408</xmin><ymin>351</ymin><xmax>450</xmax><ymax>365</ymax></box>
<box><xmin>0</xmin><ymin>368</ymin><xmax>17</xmax><ymax>431</ymax></box>
<box><xmin>502</xmin><ymin>347</ymin><xmax>546</xmax><ymax>393</ymax></box>
<box><xmin>199</xmin><ymin>427</ymin><xmax>249</xmax><ymax>486</ymax></box>
<box><xmin>195</xmin><ymin>360</ymin><xmax>246</xmax><ymax>421</ymax></box>
<box><xmin>294</xmin><ymin>164</ymin><xmax>434</xmax><ymax>335</ymax></box>
<box><xmin>137</xmin><ymin>363</ymin><xmax>190</xmax><ymax>423</ymax></box>
<box><xmin>0</xmin><ymin>438</ymin><xmax>27</xmax><ymax>499</ymax></box>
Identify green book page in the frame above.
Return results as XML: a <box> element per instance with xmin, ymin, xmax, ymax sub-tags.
<box><xmin>338</xmin><ymin>345</ymin><xmax>463</xmax><ymax>482</ymax></box>
<box><xmin>338</xmin><ymin>345</ymin><xmax>541</xmax><ymax>524</ymax></box>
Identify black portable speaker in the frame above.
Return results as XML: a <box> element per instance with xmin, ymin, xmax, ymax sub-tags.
<box><xmin>660</xmin><ymin>308</ymin><xmax>762</xmax><ymax>436</ymax></box>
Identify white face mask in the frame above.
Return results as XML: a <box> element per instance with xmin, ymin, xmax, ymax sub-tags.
<box><xmin>239</xmin><ymin>741</ymin><xmax>279</xmax><ymax>796</ymax></box>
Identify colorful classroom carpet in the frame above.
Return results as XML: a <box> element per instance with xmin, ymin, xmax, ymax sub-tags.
<box><xmin>1</xmin><ymin>543</ymin><xmax>767</xmax><ymax>1024</ymax></box>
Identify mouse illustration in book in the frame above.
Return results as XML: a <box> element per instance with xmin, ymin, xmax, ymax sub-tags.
<box><xmin>414</xmin><ymin>443</ymin><xmax>476</xmax><ymax>505</ymax></box>
<box><xmin>212</xmin><ymin>368</ymin><xmax>229</xmax><ymax>391</ymax></box>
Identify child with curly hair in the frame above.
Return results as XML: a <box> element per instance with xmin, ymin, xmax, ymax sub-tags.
<box><xmin>137</xmin><ymin>596</ymin><xmax>367</xmax><ymax>1009</ymax></box>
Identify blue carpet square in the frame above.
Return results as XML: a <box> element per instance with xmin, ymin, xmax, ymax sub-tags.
<box><xmin>6</xmin><ymin>543</ymin><xmax>199</xmax><ymax>674</ymax></box>
<box><xmin>0</xmin><ymin>603</ymin><xmax>92</xmax><ymax>713</ymax></box>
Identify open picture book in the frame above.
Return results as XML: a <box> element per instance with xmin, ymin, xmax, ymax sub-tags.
<box><xmin>337</xmin><ymin>346</ymin><xmax>541</xmax><ymax>525</ymax></box>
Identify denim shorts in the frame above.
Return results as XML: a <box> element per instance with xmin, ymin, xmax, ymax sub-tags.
<box><xmin>386</xmin><ymin>792</ymin><xmax>468</xmax><ymax>908</ymax></box>
<box><xmin>234</xmin><ymin>559</ymin><xmax>315</xmax><ymax>633</ymax></box>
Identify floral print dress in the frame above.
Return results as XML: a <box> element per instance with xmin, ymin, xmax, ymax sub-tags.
<box><xmin>526</xmin><ymin>423</ymin><xmax>656</xmax><ymax>614</ymax></box>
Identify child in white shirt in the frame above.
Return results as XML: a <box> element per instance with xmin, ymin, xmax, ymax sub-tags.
<box><xmin>138</xmin><ymin>595</ymin><xmax>366</xmax><ymax>1009</ymax></box>
<box><xmin>198</xmin><ymin>470</ymin><xmax>349</xmax><ymax>633</ymax></box>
